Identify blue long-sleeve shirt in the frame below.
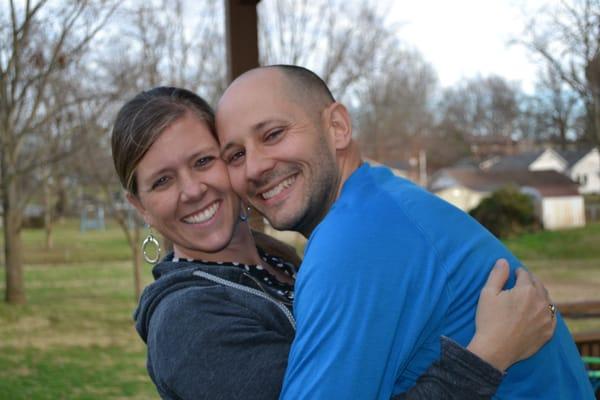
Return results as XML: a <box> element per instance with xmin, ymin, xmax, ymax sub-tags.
<box><xmin>280</xmin><ymin>163</ymin><xmax>593</xmax><ymax>400</ymax></box>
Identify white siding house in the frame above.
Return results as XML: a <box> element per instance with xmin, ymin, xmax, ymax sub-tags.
<box><xmin>567</xmin><ymin>148</ymin><xmax>600</xmax><ymax>194</ymax></box>
<box><xmin>429</xmin><ymin>167</ymin><xmax>586</xmax><ymax>230</ymax></box>
<box><xmin>540</xmin><ymin>196</ymin><xmax>586</xmax><ymax>230</ymax></box>
<box><xmin>529</xmin><ymin>148</ymin><xmax>566</xmax><ymax>172</ymax></box>
<box><xmin>485</xmin><ymin>147</ymin><xmax>600</xmax><ymax>194</ymax></box>
<box><xmin>435</xmin><ymin>186</ymin><xmax>486</xmax><ymax>212</ymax></box>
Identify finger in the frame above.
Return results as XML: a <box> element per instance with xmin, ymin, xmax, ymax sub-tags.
<box><xmin>551</xmin><ymin>309</ymin><xmax>558</xmax><ymax>331</ymax></box>
<box><xmin>514</xmin><ymin>267</ymin><xmax>533</xmax><ymax>287</ymax></box>
<box><xmin>530</xmin><ymin>272</ymin><xmax>550</xmax><ymax>300</ymax></box>
<box><xmin>483</xmin><ymin>258</ymin><xmax>510</xmax><ymax>293</ymax></box>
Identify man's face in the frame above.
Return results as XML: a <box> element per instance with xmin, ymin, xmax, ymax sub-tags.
<box><xmin>216</xmin><ymin>71</ymin><xmax>339</xmax><ymax>236</ymax></box>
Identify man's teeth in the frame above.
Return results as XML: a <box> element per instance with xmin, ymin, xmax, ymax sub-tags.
<box><xmin>262</xmin><ymin>176</ymin><xmax>296</xmax><ymax>200</ymax></box>
<box><xmin>183</xmin><ymin>202</ymin><xmax>219</xmax><ymax>224</ymax></box>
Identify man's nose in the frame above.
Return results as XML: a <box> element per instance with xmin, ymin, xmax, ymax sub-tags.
<box><xmin>245</xmin><ymin>147</ymin><xmax>276</xmax><ymax>183</ymax></box>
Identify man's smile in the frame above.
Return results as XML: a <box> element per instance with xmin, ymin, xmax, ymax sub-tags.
<box><xmin>259</xmin><ymin>174</ymin><xmax>298</xmax><ymax>201</ymax></box>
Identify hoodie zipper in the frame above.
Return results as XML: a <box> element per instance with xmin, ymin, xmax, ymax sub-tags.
<box><xmin>192</xmin><ymin>270</ymin><xmax>296</xmax><ymax>330</ymax></box>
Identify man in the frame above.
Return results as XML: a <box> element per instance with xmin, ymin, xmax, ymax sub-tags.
<box><xmin>216</xmin><ymin>65</ymin><xmax>593</xmax><ymax>399</ymax></box>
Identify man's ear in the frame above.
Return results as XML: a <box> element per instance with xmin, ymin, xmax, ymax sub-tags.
<box><xmin>126</xmin><ymin>192</ymin><xmax>150</xmax><ymax>225</ymax></box>
<box><xmin>323</xmin><ymin>102</ymin><xmax>352</xmax><ymax>151</ymax></box>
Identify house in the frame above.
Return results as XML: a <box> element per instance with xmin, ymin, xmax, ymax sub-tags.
<box><xmin>561</xmin><ymin>148</ymin><xmax>600</xmax><ymax>194</ymax></box>
<box><xmin>483</xmin><ymin>147</ymin><xmax>600</xmax><ymax>194</ymax></box>
<box><xmin>429</xmin><ymin>167</ymin><xmax>586</xmax><ymax>230</ymax></box>
<box><xmin>364</xmin><ymin>158</ymin><xmax>409</xmax><ymax>179</ymax></box>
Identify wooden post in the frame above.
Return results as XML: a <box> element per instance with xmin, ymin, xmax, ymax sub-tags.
<box><xmin>224</xmin><ymin>0</ymin><xmax>265</xmax><ymax>232</ymax></box>
<box><xmin>225</xmin><ymin>0</ymin><xmax>261</xmax><ymax>82</ymax></box>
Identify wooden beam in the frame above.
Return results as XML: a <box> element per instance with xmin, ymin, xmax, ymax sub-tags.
<box><xmin>573</xmin><ymin>331</ymin><xmax>600</xmax><ymax>358</ymax></box>
<box><xmin>225</xmin><ymin>0</ymin><xmax>261</xmax><ymax>83</ymax></box>
<box><xmin>557</xmin><ymin>301</ymin><xmax>600</xmax><ymax>319</ymax></box>
<box><xmin>224</xmin><ymin>0</ymin><xmax>265</xmax><ymax>232</ymax></box>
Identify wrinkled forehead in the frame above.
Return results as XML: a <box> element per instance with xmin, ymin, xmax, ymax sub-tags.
<box><xmin>218</xmin><ymin>70</ymin><xmax>287</xmax><ymax>113</ymax></box>
<box><xmin>216</xmin><ymin>71</ymin><xmax>294</xmax><ymax>142</ymax></box>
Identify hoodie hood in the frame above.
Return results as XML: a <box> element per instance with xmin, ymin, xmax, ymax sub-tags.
<box><xmin>133</xmin><ymin>256</ymin><xmax>251</xmax><ymax>342</ymax></box>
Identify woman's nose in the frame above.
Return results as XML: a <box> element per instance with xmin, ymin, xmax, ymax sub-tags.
<box><xmin>179</xmin><ymin>173</ymin><xmax>208</xmax><ymax>202</ymax></box>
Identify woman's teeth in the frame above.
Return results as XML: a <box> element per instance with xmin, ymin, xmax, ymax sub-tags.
<box><xmin>183</xmin><ymin>202</ymin><xmax>219</xmax><ymax>224</ymax></box>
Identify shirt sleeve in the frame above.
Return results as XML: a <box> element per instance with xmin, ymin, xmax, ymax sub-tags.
<box><xmin>392</xmin><ymin>337</ymin><xmax>503</xmax><ymax>400</ymax></box>
<box><xmin>146</xmin><ymin>286</ymin><xmax>291</xmax><ymax>400</ymax></box>
<box><xmin>280</xmin><ymin>210</ymin><xmax>451</xmax><ymax>400</ymax></box>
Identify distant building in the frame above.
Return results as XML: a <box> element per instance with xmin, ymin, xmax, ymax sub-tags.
<box><xmin>483</xmin><ymin>147</ymin><xmax>600</xmax><ymax>194</ymax></box>
<box><xmin>429</xmin><ymin>167</ymin><xmax>586</xmax><ymax>230</ymax></box>
<box><xmin>562</xmin><ymin>148</ymin><xmax>600</xmax><ymax>194</ymax></box>
<box><xmin>364</xmin><ymin>158</ymin><xmax>410</xmax><ymax>179</ymax></box>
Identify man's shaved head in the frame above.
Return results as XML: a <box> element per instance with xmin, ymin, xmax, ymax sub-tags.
<box><xmin>219</xmin><ymin>65</ymin><xmax>335</xmax><ymax>121</ymax></box>
<box><xmin>267</xmin><ymin>64</ymin><xmax>335</xmax><ymax>114</ymax></box>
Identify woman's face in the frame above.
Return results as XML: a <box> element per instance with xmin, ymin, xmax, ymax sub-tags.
<box><xmin>128</xmin><ymin>111</ymin><xmax>241</xmax><ymax>258</ymax></box>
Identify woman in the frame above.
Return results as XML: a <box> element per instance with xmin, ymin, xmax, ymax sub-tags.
<box><xmin>111</xmin><ymin>87</ymin><xmax>555</xmax><ymax>400</ymax></box>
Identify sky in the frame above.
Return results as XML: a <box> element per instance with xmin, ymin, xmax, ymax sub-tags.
<box><xmin>389</xmin><ymin>0</ymin><xmax>550</xmax><ymax>92</ymax></box>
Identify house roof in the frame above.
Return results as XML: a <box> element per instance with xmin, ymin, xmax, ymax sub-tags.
<box><xmin>557</xmin><ymin>148</ymin><xmax>595</xmax><ymax>167</ymax></box>
<box><xmin>389</xmin><ymin>160</ymin><xmax>411</xmax><ymax>171</ymax></box>
<box><xmin>485</xmin><ymin>150</ymin><xmax>545</xmax><ymax>171</ymax></box>
<box><xmin>430</xmin><ymin>167</ymin><xmax>580</xmax><ymax>197</ymax></box>
<box><xmin>485</xmin><ymin>147</ymin><xmax>597</xmax><ymax>171</ymax></box>
<box><xmin>363</xmin><ymin>158</ymin><xmax>408</xmax><ymax>176</ymax></box>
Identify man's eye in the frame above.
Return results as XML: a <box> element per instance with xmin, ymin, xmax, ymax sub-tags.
<box><xmin>151</xmin><ymin>176</ymin><xmax>169</xmax><ymax>190</ymax></box>
<box><xmin>195</xmin><ymin>156</ymin><xmax>215</xmax><ymax>168</ymax></box>
<box><xmin>265</xmin><ymin>129</ymin><xmax>283</xmax><ymax>142</ymax></box>
<box><xmin>227</xmin><ymin>150</ymin><xmax>245</xmax><ymax>164</ymax></box>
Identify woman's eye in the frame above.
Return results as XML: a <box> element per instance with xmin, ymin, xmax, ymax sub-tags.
<box><xmin>195</xmin><ymin>156</ymin><xmax>215</xmax><ymax>168</ymax></box>
<box><xmin>151</xmin><ymin>176</ymin><xmax>169</xmax><ymax>190</ymax></box>
<box><xmin>265</xmin><ymin>129</ymin><xmax>283</xmax><ymax>142</ymax></box>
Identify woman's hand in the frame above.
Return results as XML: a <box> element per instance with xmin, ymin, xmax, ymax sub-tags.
<box><xmin>466</xmin><ymin>259</ymin><xmax>557</xmax><ymax>372</ymax></box>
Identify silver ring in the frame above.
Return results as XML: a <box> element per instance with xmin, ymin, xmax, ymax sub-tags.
<box><xmin>548</xmin><ymin>303</ymin><xmax>556</xmax><ymax>318</ymax></box>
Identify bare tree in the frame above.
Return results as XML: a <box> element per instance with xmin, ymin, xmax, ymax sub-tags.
<box><xmin>521</xmin><ymin>67</ymin><xmax>583</xmax><ymax>147</ymax></box>
<box><xmin>519</xmin><ymin>0</ymin><xmax>600</xmax><ymax>145</ymax></box>
<box><xmin>437</xmin><ymin>76</ymin><xmax>521</xmax><ymax>139</ymax></box>
<box><xmin>258</xmin><ymin>0</ymin><xmax>395</xmax><ymax>102</ymax></box>
<box><xmin>0</xmin><ymin>0</ymin><xmax>118</xmax><ymax>304</ymax></box>
<box><xmin>70</xmin><ymin>0</ymin><xmax>228</xmax><ymax>299</ymax></box>
<box><xmin>109</xmin><ymin>0</ymin><xmax>227</xmax><ymax>104</ymax></box>
<box><xmin>72</xmin><ymin>115</ymin><xmax>146</xmax><ymax>300</ymax></box>
<box><xmin>430</xmin><ymin>76</ymin><xmax>523</xmax><ymax>167</ymax></box>
<box><xmin>355</xmin><ymin>44</ymin><xmax>437</xmax><ymax>164</ymax></box>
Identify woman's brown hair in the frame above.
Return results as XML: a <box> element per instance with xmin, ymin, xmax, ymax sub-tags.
<box><xmin>111</xmin><ymin>87</ymin><xmax>215</xmax><ymax>195</ymax></box>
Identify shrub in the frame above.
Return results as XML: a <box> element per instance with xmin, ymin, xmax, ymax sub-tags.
<box><xmin>469</xmin><ymin>186</ymin><xmax>540</xmax><ymax>238</ymax></box>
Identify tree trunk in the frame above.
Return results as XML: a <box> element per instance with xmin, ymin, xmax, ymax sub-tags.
<box><xmin>132</xmin><ymin>226</ymin><xmax>142</xmax><ymax>301</ymax></box>
<box><xmin>2</xmin><ymin>178</ymin><xmax>26</xmax><ymax>304</ymax></box>
<box><xmin>43</xmin><ymin>179</ymin><xmax>53</xmax><ymax>250</ymax></box>
<box><xmin>586</xmin><ymin>54</ymin><xmax>600</xmax><ymax>146</ymax></box>
<box><xmin>593</xmin><ymin>98</ymin><xmax>600</xmax><ymax>147</ymax></box>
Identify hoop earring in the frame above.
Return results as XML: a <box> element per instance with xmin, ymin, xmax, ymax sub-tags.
<box><xmin>239</xmin><ymin>205</ymin><xmax>251</xmax><ymax>222</ymax></box>
<box><xmin>142</xmin><ymin>226</ymin><xmax>161</xmax><ymax>264</ymax></box>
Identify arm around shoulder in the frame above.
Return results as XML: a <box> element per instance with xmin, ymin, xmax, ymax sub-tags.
<box><xmin>391</xmin><ymin>337</ymin><xmax>503</xmax><ymax>400</ymax></box>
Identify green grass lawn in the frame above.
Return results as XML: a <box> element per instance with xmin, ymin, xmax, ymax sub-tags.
<box><xmin>0</xmin><ymin>220</ymin><xmax>157</xmax><ymax>399</ymax></box>
<box><xmin>504</xmin><ymin>222</ymin><xmax>600</xmax><ymax>260</ymax></box>
<box><xmin>0</xmin><ymin>260</ymin><xmax>157</xmax><ymax>399</ymax></box>
<box><xmin>0</xmin><ymin>219</ymin><xmax>133</xmax><ymax>265</ymax></box>
<box><xmin>0</xmin><ymin>220</ymin><xmax>599</xmax><ymax>398</ymax></box>
<box><xmin>505</xmin><ymin>223</ymin><xmax>600</xmax><ymax>333</ymax></box>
